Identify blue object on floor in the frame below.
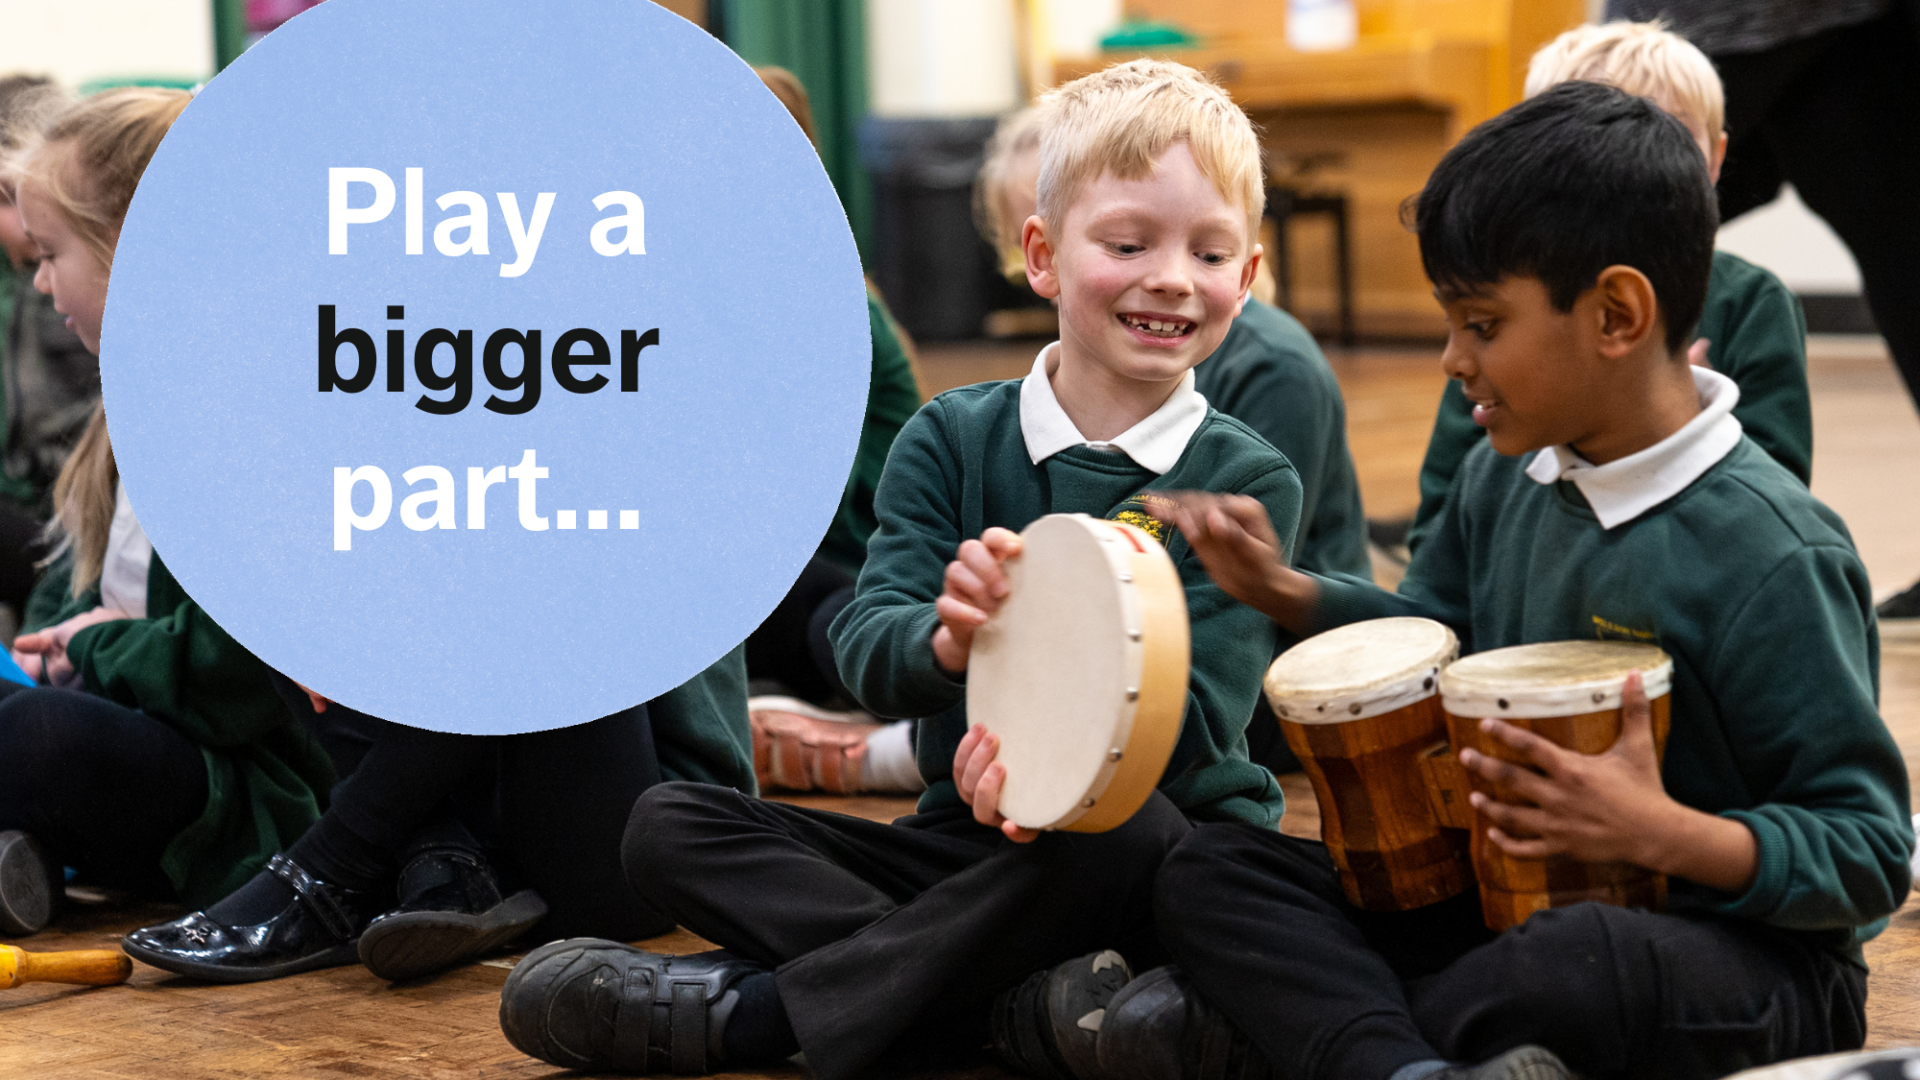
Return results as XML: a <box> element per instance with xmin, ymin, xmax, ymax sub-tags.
<box><xmin>0</xmin><ymin>650</ymin><xmax>33</xmax><ymax>688</ymax></box>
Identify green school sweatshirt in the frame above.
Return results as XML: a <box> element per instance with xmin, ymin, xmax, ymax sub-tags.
<box><xmin>1410</xmin><ymin>251</ymin><xmax>1813</xmax><ymax>550</ymax></box>
<box><xmin>816</xmin><ymin>292</ymin><xmax>923</xmax><ymax>574</ymax></box>
<box><xmin>648</xmin><ymin>643</ymin><xmax>758</xmax><ymax>794</ymax></box>
<box><xmin>829</xmin><ymin>379</ymin><xmax>1300</xmax><ymax>827</ymax></box>
<box><xmin>26</xmin><ymin>552</ymin><xmax>335</xmax><ymax>909</ymax></box>
<box><xmin>1314</xmin><ymin>437</ymin><xmax>1911</xmax><ymax>964</ymax></box>
<box><xmin>1194</xmin><ymin>298</ymin><xmax>1370</xmax><ymax>578</ymax></box>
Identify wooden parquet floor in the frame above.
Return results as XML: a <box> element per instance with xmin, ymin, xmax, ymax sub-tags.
<box><xmin>6</xmin><ymin>340</ymin><xmax>1920</xmax><ymax>1077</ymax></box>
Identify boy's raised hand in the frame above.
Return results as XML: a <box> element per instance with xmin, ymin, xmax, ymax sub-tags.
<box><xmin>1146</xmin><ymin>491</ymin><xmax>1318</xmax><ymax>633</ymax></box>
<box><xmin>1458</xmin><ymin>671</ymin><xmax>1757</xmax><ymax>893</ymax></box>
<box><xmin>931</xmin><ymin>527</ymin><xmax>1023</xmax><ymax>674</ymax></box>
<box><xmin>953</xmin><ymin>724</ymin><xmax>1041</xmax><ymax>843</ymax></box>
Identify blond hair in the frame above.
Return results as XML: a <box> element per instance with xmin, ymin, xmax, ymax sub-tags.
<box><xmin>1035</xmin><ymin>59</ymin><xmax>1264</xmax><ymax>240</ymax></box>
<box><xmin>16</xmin><ymin>87</ymin><xmax>189</xmax><ymax>596</ymax></box>
<box><xmin>974</xmin><ymin>106</ymin><xmax>1046</xmax><ymax>256</ymax></box>
<box><xmin>1525</xmin><ymin>21</ymin><xmax>1723</xmax><ymax>143</ymax></box>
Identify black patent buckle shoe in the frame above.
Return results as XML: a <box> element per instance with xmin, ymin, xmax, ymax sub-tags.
<box><xmin>992</xmin><ymin>949</ymin><xmax>1133</xmax><ymax>1080</ymax></box>
<box><xmin>1097</xmin><ymin>966</ymin><xmax>1272</xmax><ymax>1080</ymax></box>
<box><xmin>121</xmin><ymin>854</ymin><xmax>383</xmax><ymax>983</ymax></box>
<box><xmin>499</xmin><ymin>939</ymin><xmax>762</xmax><ymax>1074</ymax></box>
<box><xmin>358</xmin><ymin>847</ymin><xmax>547</xmax><ymax>982</ymax></box>
<box><xmin>0</xmin><ymin>830</ymin><xmax>58</xmax><ymax>937</ymax></box>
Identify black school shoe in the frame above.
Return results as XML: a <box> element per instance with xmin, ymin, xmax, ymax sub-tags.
<box><xmin>499</xmin><ymin>938</ymin><xmax>762</xmax><ymax>1073</ymax></box>
<box><xmin>1879</xmin><ymin>580</ymin><xmax>1920</xmax><ymax>635</ymax></box>
<box><xmin>357</xmin><ymin>847</ymin><xmax>547</xmax><ymax>982</ymax></box>
<box><xmin>0</xmin><ymin>830</ymin><xmax>58</xmax><ymax>936</ymax></box>
<box><xmin>1096</xmin><ymin>966</ymin><xmax>1271</xmax><ymax>1080</ymax></box>
<box><xmin>991</xmin><ymin>949</ymin><xmax>1135</xmax><ymax>1080</ymax></box>
<box><xmin>122</xmin><ymin>854</ymin><xmax>385</xmax><ymax>982</ymax></box>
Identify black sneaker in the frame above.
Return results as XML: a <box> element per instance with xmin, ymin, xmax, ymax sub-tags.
<box><xmin>357</xmin><ymin>847</ymin><xmax>546</xmax><ymax>982</ymax></box>
<box><xmin>122</xmin><ymin>854</ymin><xmax>385</xmax><ymax>983</ymax></box>
<box><xmin>1878</xmin><ymin>580</ymin><xmax>1920</xmax><ymax>636</ymax></box>
<box><xmin>991</xmin><ymin>949</ymin><xmax>1133</xmax><ymax>1080</ymax></box>
<box><xmin>499</xmin><ymin>939</ymin><xmax>763</xmax><ymax>1074</ymax></box>
<box><xmin>1096</xmin><ymin>966</ymin><xmax>1271</xmax><ymax>1080</ymax></box>
<box><xmin>0</xmin><ymin>830</ymin><xmax>57</xmax><ymax>936</ymax></box>
<box><xmin>1426</xmin><ymin>1046</ymin><xmax>1572</xmax><ymax>1080</ymax></box>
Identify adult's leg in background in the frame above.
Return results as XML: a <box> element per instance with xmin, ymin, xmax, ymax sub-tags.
<box><xmin>1719</xmin><ymin>11</ymin><xmax>1920</xmax><ymax>395</ymax></box>
<box><xmin>0</xmin><ymin>686</ymin><xmax>208</xmax><ymax>896</ymax></box>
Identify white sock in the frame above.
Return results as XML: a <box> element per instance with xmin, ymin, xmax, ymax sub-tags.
<box><xmin>861</xmin><ymin>720</ymin><xmax>925</xmax><ymax>793</ymax></box>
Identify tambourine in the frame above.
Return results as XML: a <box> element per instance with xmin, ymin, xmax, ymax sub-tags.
<box><xmin>967</xmin><ymin>514</ymin><xmax>1188</xmax><ymax>832</ymax></box>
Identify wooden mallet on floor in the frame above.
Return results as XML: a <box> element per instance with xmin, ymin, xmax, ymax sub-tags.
<box><xmin>0</xmin><ymin>944</ymin><xmax>132</xmax><ymax>988</ymax></box>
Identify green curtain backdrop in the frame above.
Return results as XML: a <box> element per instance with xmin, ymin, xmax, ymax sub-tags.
<box><xmin>717</xmin><ymin>0</ymin><xmax>872</xmax><ymax>263</ymax></box>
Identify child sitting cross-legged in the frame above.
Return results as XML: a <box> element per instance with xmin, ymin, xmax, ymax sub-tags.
<box><xmin>496</xmin><ymin>58</ymin><xmax>1301</xmax><ymax>1080</ymax></box>
<box><xmin>1124</xmin><ymin>82</ymin><xmax>1911</xmax><ymax>1080</ymax></box>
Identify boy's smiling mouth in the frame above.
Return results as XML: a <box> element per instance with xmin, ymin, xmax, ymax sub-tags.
<box><xmin>1118</xmin><ymin>312</ymin><xmax>1196</xmax><ymax>341</ymax></box>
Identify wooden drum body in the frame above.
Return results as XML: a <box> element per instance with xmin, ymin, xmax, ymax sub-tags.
<box><xmin>1437</xmin><ymin>641</ymin><xmax>1675</xmax><ymax>930</ymax></box>
<box><xmin>967</xmin><ymin>514</ymin><xmax>1190</xmax><ymax>833</ymax></box>
<box><xmin>1266</xmin><ymin>618</ymin><xmax>1471</xmax><ymax>910</ymax></box>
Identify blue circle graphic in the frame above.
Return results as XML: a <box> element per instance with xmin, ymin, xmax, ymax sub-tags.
<box><xmin>104</xmin><ymin>0</ymin><xmax>870</xmax><ymax>734</ymax></box>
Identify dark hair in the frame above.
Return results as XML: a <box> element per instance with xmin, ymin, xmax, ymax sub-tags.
<box><xmin>1411</xmin><ymin>80</ymin><xmax>1717</xmax><ymax>352</ymax></box>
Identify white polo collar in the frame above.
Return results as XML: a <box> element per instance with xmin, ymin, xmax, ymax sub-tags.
<box><xmin>1525</xmin><ymin>366</ymin><xmax>1743</xmax><ymax>529</ymax></box>
<box><xmin>1018</xmin><ymin>342</ymin><xmax>1209</xmax><ymax>475</ymax></box>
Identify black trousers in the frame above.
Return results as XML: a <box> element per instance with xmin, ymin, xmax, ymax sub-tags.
<box><xmin>744</xmin><ymin>555</ymin><xmax>857</xmax><ymax>707</ymax></box>
<box><xmin>272</xmin><ymin>673</ymin><xmax>672</xmax><ymax>941</ymax></box>
<box><xmin>624</xmin><ymin>782</ymin><xmax>1193</xmax><ymax>1080</ymax></box>
<box><xmin>1712</xmin><ymin>6</ymin><xmax>1920</xmax><ymax>398</ymax></box>
<box><xmin>1158</xmin><ymin>824</ymin><xmax>1867</xmax><ymax>1080</ymax></box>
<box><xmin>0</xmin><ymin>684</ymin><xmax>208</xmax><ymax>897</ymax></box>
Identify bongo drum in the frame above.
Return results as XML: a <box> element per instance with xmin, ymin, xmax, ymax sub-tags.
<box><xmin>1436</xmin><ymin>641</ymin><xmax>1674</xmax><ymax>930</ymax></box>
<box><xmin>1266</xmin><ymin>617</ymin><xmax>1472</xmax><ymax>910</ymax></box>
<box><xmin>966</xmin><ymin>513</ymin><xmax>1189</xmax><ymax>833</ymax></box>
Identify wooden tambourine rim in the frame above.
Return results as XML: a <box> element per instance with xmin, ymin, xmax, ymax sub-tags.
<box><xmin>967</xmin><ymin>514</ymin><xmax>1189</xmax><ymax>832</ymax></box>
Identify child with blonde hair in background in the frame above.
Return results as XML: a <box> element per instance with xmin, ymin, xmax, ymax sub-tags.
<box><xmin>0</xmin><ymin>87</ymin><xmax>334</xmax><ymax>939</ymax></box>
<box><xmin>0</xmin><ymin>75</ymin><xmax>96</xmax><ymax>621</ymax></box>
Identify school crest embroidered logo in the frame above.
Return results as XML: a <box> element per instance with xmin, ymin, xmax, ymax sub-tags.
<box><xmin>1108</xmin><ymin>494</ymin><xmax>1177</xmax><ymax>544</ymax></box>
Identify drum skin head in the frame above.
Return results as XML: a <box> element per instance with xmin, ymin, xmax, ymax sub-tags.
<box><xmin>1265</xmin><ymin>617</ymin><xmax>1457</xmax><ymax>723</ymax></box>
<box><xmin>967</xmin><ymin>514</ymin><xmax>1187</xmax><ymax>831</ymax></box>
<box><xmin>1440</xmin><ymin>640</ymin><xmax>1673</xmax><ymax>719</ymax></box>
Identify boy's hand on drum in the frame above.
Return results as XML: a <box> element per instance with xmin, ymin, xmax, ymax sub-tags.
<box><xmin>953</xmin><ymin>725</ymin><xmax>1041</xmax><ymax>843</ymax></box>
<box><xmin>1148</xmin><ymin>492</ymin><xmax>1318</xmax><ymax>634</ymax></box>
<box><xmin>1458</xmin><ymin>671</ymin><xmax>1758</xmax><ymax>894</ymax></box>
<box><xmin>12</xmin><ymin>606</ymin><xmax>131</xmax><ymax>687</ymax></box>
<box><xmin>932</xmin><ymin>527</ymin><xmax>1024</xmax><ymax>674</ymax></box>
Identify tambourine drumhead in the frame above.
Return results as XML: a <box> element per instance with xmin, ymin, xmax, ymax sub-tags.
<box><xmin>966</xmin><ymin>514</ymin><xmax>1189</xmax><ymax>832</ymax></box>
<box><xmin>1264</xmin><ymin>617</ymin><xmax>1457</xmax><ymax>724</ymax></box>
<box><xmin>1439</xmin><ymin>641</ymin><xmax>1674</xmax><ymax>720</ymax></box>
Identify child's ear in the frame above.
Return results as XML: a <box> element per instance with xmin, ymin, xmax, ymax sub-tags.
<box><xmin>1023</xmin><ymin>215</ymin><xmax>1060</xmax><ymax>300</ymax></box>
<box><xmin>1594</xmin><ymin>264</ymin><xmax>1660</xmax><ymax>360</ymax></box>
<box><xmin>1235</xmin><ymin>244</ymin><xmax>1263</xmax><ymax>317</ymax></box>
